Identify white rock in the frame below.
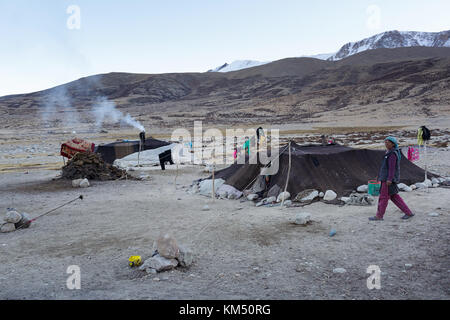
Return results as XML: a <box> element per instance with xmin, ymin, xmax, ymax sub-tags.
<box><xmin>319</xmin><ymin>192</ymin><xmax>324</xmax><ymax>198</ymax></box>
<box><xmin>72</xmin><ymin>179</ymin><xmax>83</xmax><ymax>187</ymax></box>
<box><xmin>428</xmin><ymin>212</ymin><xmax>439</xmax><ymax>217</ymax></box>
<box><xmin>437</xmin><ymin>177</ymin><xmax>445</xmax><ymax>183</ymax></box>
<box><xmin>202</xmin><ymin>205</ymin><xmax>210</xmax><ymax>211</ymax></box>
<box><xmin>283</xmin><ymin>200</ymin><xmax>292</xmax><ymax>207</ymax></box>
<box><xmin>177</xmin><ymin>245</ymin><xmax>194</xmax><ymax>267</ymax></box>
<box><xmin>265</xmin><ymin>196</ymin><xmax>277</xmax><ymax>203</ymax></box>
<box><xmin>404</xmin><ymin>264</ymin><xmax>413</xmax><ymax>269</ymax></box>
<box><xmin>323</xmin><ymin>190</ymin><xmax>337</xmax><ymax>201</ymax></box>
<box><xmin>415</xmin><ymin>182</ymin><xmax>427</xmax><ymax>189</ymax></box>
<box><xmin>156</xmin><ymin>234</ymin><xmax>179</xmax><ymax>259</ymax></box>
<box><xmin>432</xmin><ymin>183</ymin><xmax>439</xmax><ymax>188</ymax></box>
<box><xmin>410</xmin><ymin>184</ymin><xmax>417</xmax><ymax>190</ymax></box>
<box><xmin>424</xmin><ymin>179</ymin><xmax>432</xmax><ymax>187</ymax></box>
<box><xmin>397</xmin><ymin>183</ymin><xmax>407</xmax><ymax>191</ymax></box>
<box><xmin>295</xmin><ymin>212</ymin><xmax>311</xmax><ymax>225</ymax></box>
<box><xmin>402</xmin><ymin>186</ymin><xmax>413</xmax><ymax>192</ymax></box>
<box><xmin>357</xmin><ymin>185</ymin><xmax>368</xmax><ymax>193</ymax></box>
<box><xmin>247</xmin><ymin>194</ymin><xmax>259</xmax><ymax>201</ymax></box>
<box><xmin>431</xmin><ymin>178</ymin><xmax>439</xmax><ymax>184</ymax></box>
<box><xmin>298</xmin><ymin>190</ymin><xmax>319</xmax><ymax>202</ymax></box>
<box><xmin>333</xmin><ymin>268</ymin><xmax>347</xmax><ymax>274</ymax></box>
<box><xmin>340</xmin><ymin>197</ymin><xmax>350</xmax><ymax>203</ymax></box>
<box><xmin>79</xmin><ymin>178</ymin><xmax>90</xmax><ymax>188</ymax></box>
<box><xmin>276</xmin><ymin>191</ymin><xmax>291</xmax><ymax>203</ymax></box>
<box><xmin>4</xmin><ymin>210</ymin><xmax>22</xmax><ymax>224</ymax></box>
<box><xmin>0</xmin><ymin>223</ymin><xmax>16</xmax><ymax>233</ymax></box>
<box><xmin>139</xmin><ymin>255</ymin><xmax>178</xmax><ymax>272</ymax></box>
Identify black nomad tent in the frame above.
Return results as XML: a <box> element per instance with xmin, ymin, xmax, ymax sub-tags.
<box><xmin>95</xmin><ymin>138</ymin><xmax>171</xmax><ymax>164</ymax></box>
<box><xmin>212</xmin><ymin>142</ymin><xmax>437</xmax><ymax>197</ymax></box>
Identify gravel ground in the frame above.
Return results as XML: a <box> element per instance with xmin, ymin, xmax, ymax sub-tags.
<box><xmin>0</xmin><ymin>164</ymin><xmax>449</xmax><ymax>300</ymax></box>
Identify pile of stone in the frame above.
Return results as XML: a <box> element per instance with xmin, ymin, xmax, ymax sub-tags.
<box><xmin>1</xmin><ymin>208</ymin><xmax>31</xmax><ymax>233</ymax></box>
<box><xmin>62</xmin><ymin>152</ymin><xmax>127</xmax><ymax>181</ymax></box>
<box><xmin>139</xmin><ymin>234</ymin><xmax>193</xmax><ymax>274</ymax></box>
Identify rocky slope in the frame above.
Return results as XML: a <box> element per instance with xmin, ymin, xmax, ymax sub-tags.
<box><xmin>1</xmin><ymin>47</ymin><xmax>450</xmax><ymax>130</ymax></box>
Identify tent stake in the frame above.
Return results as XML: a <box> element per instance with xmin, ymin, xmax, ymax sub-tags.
<box><xmin>281</xmin><ymin>141</ymin><xmax>291</xmax><ymax>209</ymax></box>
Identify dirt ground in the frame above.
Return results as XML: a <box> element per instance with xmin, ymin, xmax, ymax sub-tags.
<box><xmin>0</xmin><ymin>162</ymin><xmax>449</xmax><ymax>300</ymax></box>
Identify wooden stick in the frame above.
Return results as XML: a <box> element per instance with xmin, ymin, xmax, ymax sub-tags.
<box><xmin>212</xmin><ymin>165</ymin><xmax>215</xmax><ymax>201</ymax></box>
<box><xmin>281</xmin><ymin>141</ymin><xmax>291</xmax><ymax>208</ymax></box>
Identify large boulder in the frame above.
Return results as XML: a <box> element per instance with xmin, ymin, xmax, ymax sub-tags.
<box><xmin>156</xmin><ymin>234</ymin><xmax>179</xmax><ymax>259</ymax></box>
<box><xmin>323</xmin><ymin>190</ymin><xmax>337</xmax><ymax>201</ymax></box>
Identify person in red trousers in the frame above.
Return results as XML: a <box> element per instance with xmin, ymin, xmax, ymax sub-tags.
<box><xmin>369</xmin><ymin>136</ymin><xmax>415</xmax><ymax>221</ymax></box>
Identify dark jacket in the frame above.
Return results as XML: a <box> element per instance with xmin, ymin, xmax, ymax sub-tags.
<box><xmin>378</xmin><ymin>149</ymin><xmax>400</xmax><ymax>183</ymax></box>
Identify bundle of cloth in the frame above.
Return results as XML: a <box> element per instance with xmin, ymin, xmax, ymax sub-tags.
<box><xmin>60</xmin><ymin>138</ymin><xmax>95</xmax><ymax>159</ymax></box>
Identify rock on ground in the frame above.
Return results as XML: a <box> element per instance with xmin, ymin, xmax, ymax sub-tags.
<box><xmin>5</xmin><ymin>210</ymin><xmax>22</xmax><ymax>223</ymax></box>
<box><xmin>323</xmin><ymin>190</ymin><xmax>337</xmax><ymax>201</ymax></box>
<box><xmin>177</xmin><ymin>245</ymin><xmax>194</xmax><ymax>267</ymax></box>
<box><xmin>294</xmin><ymin>190</ymin><xmax>319</xmax><ymax>203</ymax></box>
<box><xmin>357</xmin><ymin>185</ymin><xmax>368</xmax><ymax>193</ymax></box>
<box><xmin>295</xmin><ymin>212</ymin><xmax>311</xmax><ymax>225</ymax></box>
<box><xmin>139</xmin><ymin>255</ymin><xmax>178</xmax><ymax>272</ymax></box>
<box><xmin>156</xmin><ymin>234</ymin><xmax>179</xmax><ymax>259</ymax></box>
<box><xmin>1</xmin><ymin>223</ymin><xmax>16</xmax><ymax>233</ymax></box>
<box><xmin>333</xmin><ymin>268</ymin><xmax>347</xmax><ymax>274</ymax></box>
<box><xmin>247</xmin><ymin>194</ymin><xmax>258</xmax><ymax>201</ymax></box>
<box><xmin>276</xmin><ymin>192</ymin><xmax>290</xmax><ymax>203</ymax></box>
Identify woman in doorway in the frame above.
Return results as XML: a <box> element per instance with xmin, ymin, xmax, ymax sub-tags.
<box><xmin>369</xmin><ymin>136</ymin><xmax>415</xmax><ymax>221</ymax></box>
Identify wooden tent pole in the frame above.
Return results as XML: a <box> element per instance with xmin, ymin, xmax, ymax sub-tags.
<box><xmin>281</xmin><ymin>141</ymin><xmax>291</xmax><ymax>208</ymax></box>
<box><xmin>212</xmin><ymin>165</ymin><xmax>215</xmax><ymax>201</ymax></box>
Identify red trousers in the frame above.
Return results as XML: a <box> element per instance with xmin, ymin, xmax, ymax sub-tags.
<box><xmin>376</xmin><ymin>182</ymin><xmax>413</xmax><ymax>219</ymax></box>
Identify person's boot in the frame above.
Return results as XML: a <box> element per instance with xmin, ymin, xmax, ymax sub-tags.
<box><xmin>369</xmin><ymin>216</ymin><xmax>383</xmax><ymax>221</ymax></box>
<box><xmin>401</xmin><ymin>213</ymin><xmax>414</xmax><ymax>220</ymax></box>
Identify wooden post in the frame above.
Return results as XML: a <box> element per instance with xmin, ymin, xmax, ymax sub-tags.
<box><xmin>211</xmin><ymin>165</ymin><xmax>215</xmax><ymax>201</ymax></box>
<box><xmin>281</xmin><ymin>141</ymin><xmax>291</xmax><ymax>208</ymax></box>
<box><xmin>137</xmin><ymin>140</ymin><xmax>141</xmax><ymax>166</ymax></box>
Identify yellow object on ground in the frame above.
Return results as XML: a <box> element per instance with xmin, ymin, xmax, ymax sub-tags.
<box><xmin>128</xmin><ymin>256</ymin><xmax>142</xmax><ymax>267</ymax></box>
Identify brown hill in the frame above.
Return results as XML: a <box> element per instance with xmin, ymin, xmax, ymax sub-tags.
<box><xmin>1</xmin><ymin>47</ymin><xmax>450</xmax><ymax>129</ymax></box>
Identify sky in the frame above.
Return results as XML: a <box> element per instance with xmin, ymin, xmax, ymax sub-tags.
<box><xmin>0</xmin><ymin>0</ymin><xmax>449</xmax><ymax>96</ymax></box>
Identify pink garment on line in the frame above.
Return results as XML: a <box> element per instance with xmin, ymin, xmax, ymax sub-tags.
<box><xmin>376</xmin><ymin>182</ymin><xmax>413</xmax><ymax>219</ymax></box>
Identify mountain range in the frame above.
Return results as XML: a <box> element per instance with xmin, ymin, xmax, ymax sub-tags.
<box><xmin>2</xmin><ymin>45</ymin><xmax>450</xmax><ymax>130</ymax></box>
<box><xmin>209</xmin><ymin>30</ymin><xmax>450</xmax><ymax>72</ymax></box>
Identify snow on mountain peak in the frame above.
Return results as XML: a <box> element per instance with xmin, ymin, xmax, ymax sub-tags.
<box><xmin>207</xmin><ymin>60</ymin><xmax>269</xmax><ymax>72</ymax></box>
<box><xmin>328</xmin><ymin>30</ymin><xmax>450</xmax><ymax>61</ymax></box>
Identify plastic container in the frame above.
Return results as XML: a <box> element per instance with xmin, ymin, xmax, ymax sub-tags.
<box><xmin>368</xmin><ymin>180</ymin><xmax>381</xmax><ymax>196</ymax></box>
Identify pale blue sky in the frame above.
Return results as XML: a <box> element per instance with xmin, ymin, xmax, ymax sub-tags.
<box><xmin>1</xmin><ymin>0</ymin><xmax>449</xmax><ymax>96</ymax></box>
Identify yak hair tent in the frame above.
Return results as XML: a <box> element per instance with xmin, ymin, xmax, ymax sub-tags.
<box><xmin>95</xmin><ymin>138</ymin><xmax>171</xmax><ymax>164</ymax></box>
<box><xmin>210</xmin><ymin>142</ymin><xmax>438</xmax><ymax>198</ymax></box>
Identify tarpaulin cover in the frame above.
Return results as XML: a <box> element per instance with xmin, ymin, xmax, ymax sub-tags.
<box><xmin>95</xmin><ymin>138</ymin><xmax>171</xmax><ymax>164</ymax></box>
<box><xmin>211</xmin><ymin>142</ymin><xmax>438</xmax><ymax>197</ymax></box>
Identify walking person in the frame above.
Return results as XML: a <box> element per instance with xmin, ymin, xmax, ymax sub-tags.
<box><xmin>369</xmin><ymin>136</ymin><xmax>415</xmax><ymax>221</ymax></box>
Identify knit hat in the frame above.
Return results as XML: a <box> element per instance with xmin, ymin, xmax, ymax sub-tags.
<box><xmin>385</xmin><ymin>136</ymin><xmax>401</xmax><ymax>160</ymax></box>
<box><xmin>385</xmin><ymin>136</ymin><xmax>398</xmax><ymax>148</ymax></box>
